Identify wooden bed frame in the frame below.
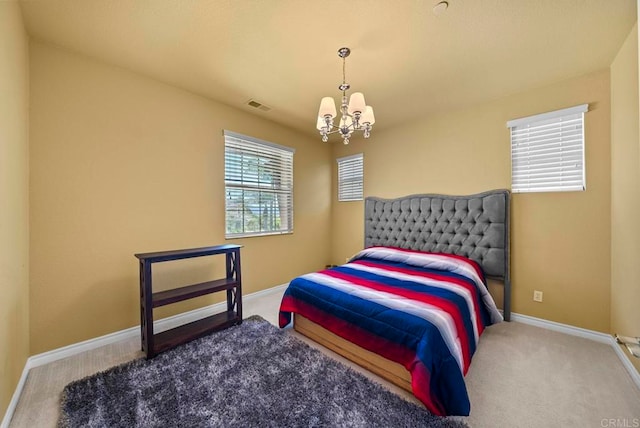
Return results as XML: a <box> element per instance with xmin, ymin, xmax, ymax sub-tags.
<box><xmin>294</xmin><ymin>314</ymin><xmax>413</xmax><ymax>392</ymax></box>
<box><xmin>292</xmin><ymin>190</ymin><xmax>511</xmax><ymax>396</ymax></box>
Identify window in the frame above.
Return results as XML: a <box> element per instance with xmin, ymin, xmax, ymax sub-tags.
<box><xmin>337</xmin><ymin>153</ymin><xmax>364</xmax><ymax>201</ymax></box>
<box><xmin>224</xmin><ymin>131</ymin><xmax>294</xmax><ymax>238</ymax></box>
<box><xmin>507</xmin><ymin>104</ymin><xmax>587</xmax><ymax>193</ymax></box>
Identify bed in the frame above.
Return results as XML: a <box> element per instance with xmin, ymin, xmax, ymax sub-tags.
<box><xmin>279</xmin><ymin>189</ymin><xmax>510</xmax><ymax>416</ymax></box>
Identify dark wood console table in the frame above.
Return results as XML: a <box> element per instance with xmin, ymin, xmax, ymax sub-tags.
<box><xmin>135</xmin><ymin>244</ymin><xmax>242</xmax><ymax>358</ymax></box>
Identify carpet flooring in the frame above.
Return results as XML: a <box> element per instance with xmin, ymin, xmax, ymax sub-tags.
<box><xmin>10</xmin><ymin>288</ymin><xmax>640</xmax><ymax>427</ymax></box>
<box><xmin>58</xmin><ymin>316</ymin><xmax>466</xmax><ymax>428</ymax></box>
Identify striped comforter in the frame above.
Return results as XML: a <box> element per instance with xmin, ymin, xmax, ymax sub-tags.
<box><xmin>278</xmin><ymin>247</ymin><xmax>502</xmax><ymax>416</ymax></box>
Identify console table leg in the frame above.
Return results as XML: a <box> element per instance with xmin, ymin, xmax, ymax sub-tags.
<box><xmin>235</xmin><ymin>250</ymin><xmax>242</xmax><ymax>321</ymax></box>
<box><xmin>141</xmin><ymin>260</ymin><xmax>154</xmax><ymax>358</ymax></box>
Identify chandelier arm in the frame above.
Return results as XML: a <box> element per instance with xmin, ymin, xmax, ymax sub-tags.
<box><xmin>322</xmin><ymin>127</ymin><xmax>342</xmax><ymax>135</ymax></box>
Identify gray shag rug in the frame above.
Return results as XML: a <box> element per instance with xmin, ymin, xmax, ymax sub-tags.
<box><xmin>59</xmin><ymin>316</ymin><xmax>468</xmax><ymax>427</ymax></box>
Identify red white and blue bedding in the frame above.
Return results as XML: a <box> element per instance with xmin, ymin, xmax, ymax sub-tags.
<box><xmin>278</xmin><ymin>246</ymin><xmax>502</xmax><ymax>416</ymax></box>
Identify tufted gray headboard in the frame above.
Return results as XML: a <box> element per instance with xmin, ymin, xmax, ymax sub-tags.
<box><xmin>364</xmin><ymin>189</ymin><xmax>511</xmax><ymax>320</ymax></box>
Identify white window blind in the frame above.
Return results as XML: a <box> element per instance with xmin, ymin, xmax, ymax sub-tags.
<box><xmin>507</xmin><ymin>104</ymin><xmax>587</xmax><ymax>193</ymax></box>
<box><xmin>224</xmin><ymin>130</ymin><xmax>294</xmax><ymax>238</ymax></box>
<box><xmin>337</xmin><ymin>153</ymin><xmax>364</xmax><ymax>201</ymax></box>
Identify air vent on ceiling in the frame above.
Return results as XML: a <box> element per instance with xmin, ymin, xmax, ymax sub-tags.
<box><xmin>247</xmin><ymin>99</ymin><xmax>271</xmax><ymax>112</ymax></box>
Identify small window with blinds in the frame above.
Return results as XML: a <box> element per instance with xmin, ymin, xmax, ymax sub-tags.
<box><xmin>337</xmin><ymin>153</ymin><xmax>364</xmax><ymax>201</ymax></box>
<box><xmin>224</xmin><ymin>131</ymin><xmax>294</xmax><ymax>238</ymax></box>
<box><xmin>507</xmin><ymin>104</ymin><xmax>587</xmax><ymax>193</ymax></box>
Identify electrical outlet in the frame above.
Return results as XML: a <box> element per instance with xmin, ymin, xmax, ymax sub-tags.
<box><xmin>533</xmin><ymin>290</ymin><xmax>543</xmax><ymax>302</ymax></box>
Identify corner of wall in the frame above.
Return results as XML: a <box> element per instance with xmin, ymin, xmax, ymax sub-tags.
<box><xmin>0</xmin><ymin>0</ymin><xmax>30</xmax><ymax>421</ymax></box>
<box><xmin>610</xmin><ymin>20</ymin><xmax>640</xmax><ymax>374</ymax></box>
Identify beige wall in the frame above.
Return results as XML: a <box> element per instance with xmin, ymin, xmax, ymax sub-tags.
<box><xmin>29</xmin><ymin>42</ymin><xmax>331</xmax><ymax>354</ymax></box>
<box><xmin>331</xmin><ymin>70</ymin><xmax>612</xmax><ymax>333</ymax></box>
<box><xmin>0</xmin><ymin>2</ymin><xmax>30</xmax><ymax>418</ymax></box>
<box><xmin>611</xmin><ymin>23</ymin><xmax>640</xmax><ymax>372</ymax></box>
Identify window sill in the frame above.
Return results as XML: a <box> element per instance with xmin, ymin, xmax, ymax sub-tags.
<box><xmin>225</xmin><ymin>231</ymin><xmax>294</xmax><ymax>240</ymax></box>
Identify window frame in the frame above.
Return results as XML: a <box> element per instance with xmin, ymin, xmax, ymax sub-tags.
<box><xmin>507</xmin><ymin>104</ymin><xmax>588</xmax><ymax>194</ymax></box>
<box><xmin>223</xmin><ymin>130</ymin><xmax>294</xmax><ymax>239</ymax></box>
<box><xmin>337</xmin><ymin>153</ymin><xmax>364</xmax><ymax>202</ymax></box>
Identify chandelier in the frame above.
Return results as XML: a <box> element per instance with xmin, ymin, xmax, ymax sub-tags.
<box><xmin>316</xmin><ymin>47</ymin><xmax>375</xmax><ymax>145</ymax></box>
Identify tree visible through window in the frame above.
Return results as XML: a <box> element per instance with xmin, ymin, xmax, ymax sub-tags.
<box><xmin>224</xmin><ymin>131</ymin><xmax>294</xmax><ymax>238</ymax></box>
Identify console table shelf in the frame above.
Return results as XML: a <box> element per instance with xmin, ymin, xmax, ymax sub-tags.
<box><xmin>135</xmin><ymin>244</ymin><xmax>242</xmax><ymax>359</ymax></box>
<box><xmin>152</xmin><ymin>278</ymin><xmax>238</xmax><ymax>308</ymax></box>
<box><xmin>153</xmin><ymin>311</ymin><xmax>238</xmax><ymax>355</ymax></box>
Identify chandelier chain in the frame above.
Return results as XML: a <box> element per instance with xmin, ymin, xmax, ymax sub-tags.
<box><xmin>342</xmin><ymin>55</ymin><xmax>346</xmax><ymax>97</ymax></box>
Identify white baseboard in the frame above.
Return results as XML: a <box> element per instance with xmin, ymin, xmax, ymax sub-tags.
<box><xmin>510</xmin><ymin>312</ymin><xmax>611</xmax><ymax>344</ymax></box>
<box><xmin>511</xmin><ymin>312</ymin><xmax>640</xmax><ymax>389</ymax></box>
<box><xmin>1</xmin><ymin>283</ymin><xmax>288</xmax><ymax>427</ymax></box>
<box><xmin>0</xmin><ymin>362</ymin><xmax>30</xmax><ymax>428</ymax></box>
<box><xmin>611</xmin><ymin>339</ymin><xmax>640</xmax><ymax>389</ymax></box>
<box><xmin>29</xmin><ymin>282</ymin><xmax>288</xmax><ymax>368</ymax></box>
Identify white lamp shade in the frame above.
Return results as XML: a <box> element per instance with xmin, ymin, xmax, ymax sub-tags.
<box><xmin>316</xmin><ymin>116</ymin><xmax>326</xmax><ymax>130</ymax></box>
<box><xmin>361</xmin><ymin>106</ymin><xmax>375</xmax><ymax>125</ymax></box>
<box><xmin>347</xmin><ymin>92</ymin><xmax>366</xmax><ymax>115</ymax></box>
<box><xmin>318</xmin><ymin>97</ymin><xmax>337</xmax><ymax>118</ymax></box>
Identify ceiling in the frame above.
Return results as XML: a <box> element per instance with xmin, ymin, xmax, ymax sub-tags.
<box><xmin>20</xmin><ymin>0</ymin><xmax>637</xmax><ymax>139</ymax></box>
